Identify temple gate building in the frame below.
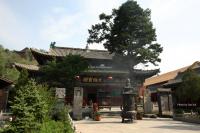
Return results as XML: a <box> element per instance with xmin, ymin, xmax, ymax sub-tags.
<box><xmin>15</xmin><ymin>46</ymin><xmax>158</xmax><ymax>107</ymax></box>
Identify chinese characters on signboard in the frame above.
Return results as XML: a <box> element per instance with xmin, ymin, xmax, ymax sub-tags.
<box><xmin>82</xmin><ymin>77</ymin><xmax>102</xmax><ymax>83</ymax></box>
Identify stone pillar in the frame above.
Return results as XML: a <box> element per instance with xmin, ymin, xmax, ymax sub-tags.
<box><xmin>55</xmin><ymin>88</ymin><xmax>66</xmax><ymax>110</ymax></box>
<box><xmin>73</xmin><ymin>87</ymin><xmax>83</xmax><ymax>120</ymax></box>
<box><xmin>157</xmin><ymin>93</ymin><xmax>162</xmax><ymax>116</ymax></box>
<box><xmin>144</xmin><ymin>95</ymin><xmax>153</xmax><ymax>114</ymax></box>
<box><xmin>169</xmin><ymin>94</ymin><xmax>173</xmax><ymax>112</ymax></box>
<box><xmin>143</xmin><ymin>89</ymin><xmax>153</xmax><ymax>114</ymax></box>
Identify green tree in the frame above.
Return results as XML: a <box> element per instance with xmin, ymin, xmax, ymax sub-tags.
<box><xmin>40</xmin><ymin>54</ymin><xmax>88</xmax><ymax>95</ymax></box>
<box><xmin>176</xmin><ymin>69</ymin><xmax>200</xmax><ymax>103</ymax></box>
<box><xmin>4</xmin><ymin>70</ymin><xmax>73</xmax><ymax>133</ymax></box>
<box><xmin>10</xmin><ymin>79</ymin><xmax>49</xmax><ymax>132</ymax></box>
<box><xmin>7</xmin><ymin>70</ymin><xmax>29</xmax><ymax>109</ymax></box>
<box><xmin>0</xmin><ymin>45</ymin><xmax>36</xmax><ymax>81</ymax></box>
<box><xmin>87</xmin><ymin>0</ymin><xmax>162</xmax><ymax>70</ymax></box>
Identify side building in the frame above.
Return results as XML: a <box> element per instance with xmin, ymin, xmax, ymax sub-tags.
<box><xmin>14</xmin><ymin>46</ymin><xmax>158</xmax><ymax>108</ymax></box>
<box><xmin>164</xmin><ymin>61</ymin><xmax>200</xmax><ymax>109</ymax></box>
<box><xmin>0</xmin><ymin>77</ymin><xmax>13</xmax><ymax>112</ymax></box>
<box><xmin>143</xmin><ymin>61</ymin><xmax>200</xmax><ymax>116</ymax></box>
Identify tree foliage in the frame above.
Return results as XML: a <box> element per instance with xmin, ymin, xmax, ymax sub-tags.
<box><xmin>0</xmin><ymin>44</ymin><xmax>36</xmax><ymax>81</ymax></box>
<box><xmin>40</xmin><ymin>54</ymin><xmax>88</xmax><ymax>95</ymax></box>
<box><xmin>87</xmin><ymin>0</ymin><xmax>163</xmax><ymax>69</ymax></box>
<box><xmin>7</xmin><ymin>70</ymin><xmax>29</xmax><ymax>109</ymax></box>
<box><xmin>176</xmin><ymin>69</ymin><xmax>200</xmax><ymax>103</ymax></box>
<box><xmin>7</xmin><ymin>70</ymin><xmax>55</xmax><ymax>133</ymax></box>
<box><xmin>10</xmin><ymin>79</ymin><xmax>49</xmax><ymax>132</ymax></box>
<box><xmin>4</xmin><ymin>71</ymin><xmax>73</xmax><ymax>133</ymax></box>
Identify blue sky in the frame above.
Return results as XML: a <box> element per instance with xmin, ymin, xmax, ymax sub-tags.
<box><xmin>1</xmin><ymin>0</ymin><xmax>200</xmax><ymax>73</ymax></box>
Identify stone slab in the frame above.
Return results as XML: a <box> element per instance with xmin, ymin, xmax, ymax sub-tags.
<box><xmin>74</xmin><ymin>117</ymin><xmax>200</xmax><ymax>133</ymax></box>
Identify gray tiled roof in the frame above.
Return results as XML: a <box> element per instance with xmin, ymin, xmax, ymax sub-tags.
<box><xmin>132</xmin><ymin>69</ymin><xmax>159</xmax><ymax>77</ymax></box>
<box><xmin>30</xmin><ymin>48</ymin><xmax>53</xmax><ymax>57</ymax></box>
<box><xmin>14</xmin><ymin>63</ymin><xmax>39</xmax><ymax>71</ymax></box>
<box><xmin>144</xmin><ymin>61</ymin><xmax>200</xmax><ymax>86</ymax></box>
<box><xmin>0</xmin><ymin>77</ymin><xmax>13</xmax><ymax>88</ymax></box>
<box><xmin>0</xmin><ymin>77</ymin><xmax>13</xmax><ymax>84</ymax></box>
<box><xmin>30</xmin><ymin>47</ymin><xmax>113</xmax><ymax>60</ymax></box>
<box><xmin>49</xmin><ymin>47</ymin><xmax>113</xmax><ymax>60</ymax></box>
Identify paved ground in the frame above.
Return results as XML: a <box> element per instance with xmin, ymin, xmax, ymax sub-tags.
<box><xmin>74</xmin><ymin>117</ymin><xmax>200</xmax><ymax>133</ymax></box>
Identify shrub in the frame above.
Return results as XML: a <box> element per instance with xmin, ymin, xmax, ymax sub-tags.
<box><xmin>3</xmin><ymin>70</ymin><xmax>74</xmax><ymax>133</ymax></box>
<box><xmin>176</xmin><ymin>69</ymin><xmax>200</xmax><ymax>102</ymax></box>
<box><xmin>94</xmin><ymin>111</ymin><xmax>101</xmax><ymax>116</ymax></box>
<box><xmin>174</xmin><ymin>108</ymin><xmax>184</xmax><ymax>114</ymax></box>
<box><xmin>40</xmin><ymin>119</ymin><xmax>73</xmax><ymax>133</ymax></box>
<box><xmin>50</xmin><ymin>100</ymin><xmax>68</xmax><ymax>121</ymax></box>
<box><xmin>195</xmin><ymin>107</ymin><xmax>200</xmax><ymax>115</ymax></box>
<box><xmin>8</xmin><ymin>79</ymin><xmax>49</xmax><ymax>132</ymax></box>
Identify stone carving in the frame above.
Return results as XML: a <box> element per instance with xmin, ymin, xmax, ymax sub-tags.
<box><xmin>55</xmin><ymin>88</ymin><xmax>66</xmax><ymax>99</ymax></box>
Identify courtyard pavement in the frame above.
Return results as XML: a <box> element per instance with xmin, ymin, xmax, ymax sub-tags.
<box><xmin>74</xmin><ymin>117</ymin><xmax>200</xmax><ymax>133</ymax></box>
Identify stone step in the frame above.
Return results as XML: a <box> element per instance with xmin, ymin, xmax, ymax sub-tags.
<box><xmin>143</xmin><ymin>114</ymin><xmax>157</xmax><ymax>118</ymax></box>
<box><xmin>100</xmin><ymin>110</ymin><xmax>121</xmax><ymax>117</ymax></box>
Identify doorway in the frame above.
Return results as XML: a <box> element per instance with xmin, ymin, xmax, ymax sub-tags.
<box><xmin>87</xmin><ymin>93</ymin><xmax>97</xmax><ymax>103</ymax></box>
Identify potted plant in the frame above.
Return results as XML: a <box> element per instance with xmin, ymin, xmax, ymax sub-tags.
<box><xmin>196</xmin><ymin>107</ymin><xmax>200</xmax><ymax>116</ymax></box>
<box><xmin>136</xmin><ymin>112</ymin><xmax>143</xmax><ymax>120</ymax></box>
<box><xmin>94</xmin><ymin>111</ymin><xmax>101</xmax><ymax>121</ymax></box>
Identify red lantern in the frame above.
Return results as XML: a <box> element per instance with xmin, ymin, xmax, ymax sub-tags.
<box><xmin>75</xmin><ymin>75</ymin><xmax>80</xmax><ymax>80</ymax></box>
<box><xmin>107</xmin><ymin>76</ymin><xmax>113</xmax><ymax>80</ymax></box>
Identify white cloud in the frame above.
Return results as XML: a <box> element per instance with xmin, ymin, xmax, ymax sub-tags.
<box><xmin>150</xmin><ymin>0</ymin><xmax>180</xmax><ymax>22</ymax></box>
<box><xmin>160</xmin><ymin>42</ymin><xmax>200</xmax><ymax>73</ymax></box>
<box><xmin>52</xmin><ymin>7</ymin><xmax>66</xmax><ymax>14</ymax></box>
<box><xmin>0</xmin><ymin>1</ymin><xmax>28</xmax><ymax>50</ymax></box>
<box><xmin>40</xmin><ymin>13</ymin><xmax>82</xmax><ymax>42</ymax></box>
<box><xmin>148</xmin><ymin>0</ymin><xmax>200</xmax><ymax>73</ymax></box>
<box><xmin>39</xmin><ymin>0</ymin><xmax>126</xmax><ymax>49</ymax></box>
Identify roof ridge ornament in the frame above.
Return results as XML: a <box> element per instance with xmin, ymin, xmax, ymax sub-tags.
<box><xmin>50</xmin><ymin>42</ymin><xmax>56</xmax><ymax>48</ymax></box>
<box><xmin>85</xmin><ymin>44</ymin><xmax>90</xmax><ymax>53</ymax></box>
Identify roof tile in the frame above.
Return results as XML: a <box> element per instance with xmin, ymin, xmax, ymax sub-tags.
<box><xmin>144</xmin><ymin>61</ymin><xmax>200</xmax><ymax>86</ymax></box>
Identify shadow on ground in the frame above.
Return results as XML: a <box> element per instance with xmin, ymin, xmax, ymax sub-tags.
<box><xmin>152</xmin><ymin>124</ymin><xmax>200</xmax><ymax>131</ymax></box>
<box><xmin>77</xmin><ymin>120</ymin><xmax>137</xmax><ymax>125</ymax></box>
<box><xmin>142</xmin><ymin>118</ymin><xmax>173</xmax><ymax>121</ymax></box>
